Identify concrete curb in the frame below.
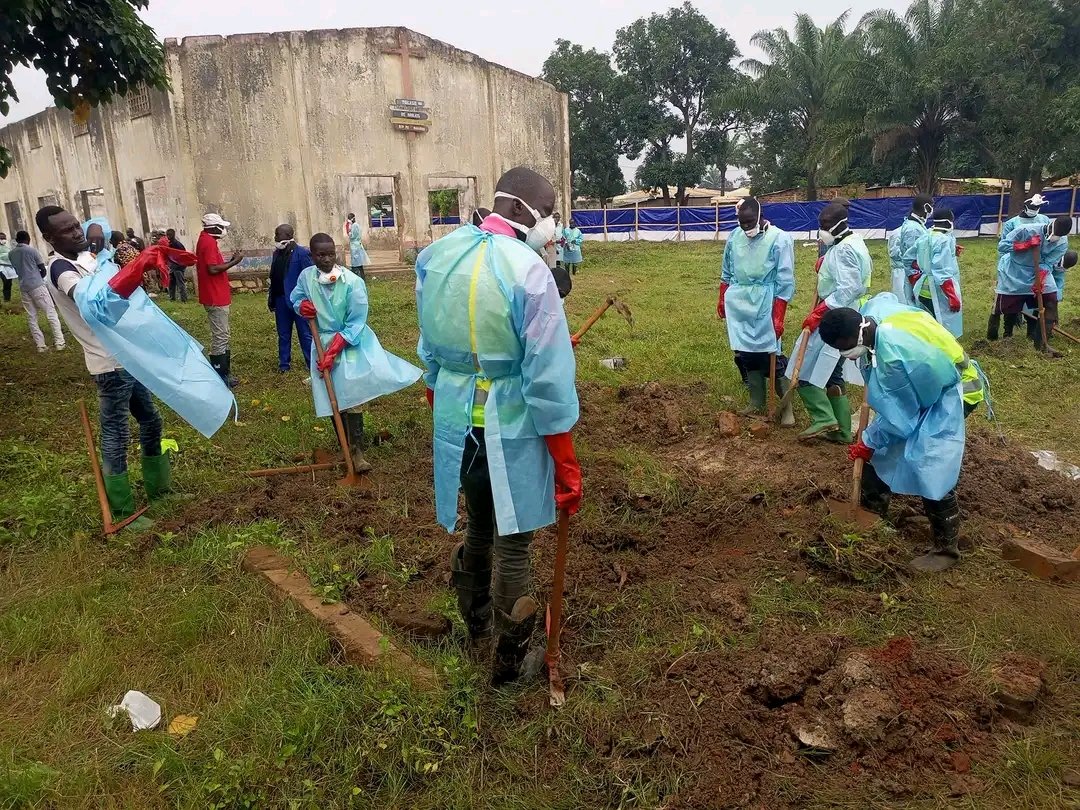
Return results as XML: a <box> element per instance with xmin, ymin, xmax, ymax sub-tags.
<box><xmin>242</xmin><ymin>545</ymin><xmax>438</xmax><ymax>688</ymax></box>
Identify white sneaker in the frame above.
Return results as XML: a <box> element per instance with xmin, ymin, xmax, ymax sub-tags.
<box><xmin>55</xmin><ymin>344</ymin><xmax>66</xmax><ymax>351</ymax></box>
<box><xmin>37</xmin><ymin>346</ymin><xmax>47</xmax><ymax>353</ymax></box>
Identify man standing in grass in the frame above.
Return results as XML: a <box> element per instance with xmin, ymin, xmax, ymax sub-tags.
<box><xmin>416</xmin><ymin>167</ymin><xmax>582</xmax><ymax>686</ymax></box>
<box><xmin>195</xmin><ymin>213</ymin><xmax>243</xmax><ymax>386</ymax></box>
<box><xmin>716</xmin><ymin>197</ymin><xmax>795</xmax><ymax>424</ymax></box>
<box><xmin>789</xmin><ymin>202</ymin><xmax>872</xmax><ymax>442</ymax></box>
<box><xmin>9</xmin><ymin>230</ymin><xmax>66</xmax><ymax>352</ymax></box>
<box><xmin>910</xmin><ymin>209</ymin><xmax>964</xmax><ymax>337</ymax></box>
<box><xmin>36</xmin><ymin>206</ymin><xmax>169</xmax><ymax>532</ymax></box>
<box><xmin>887</xmin><ymin>194</ymin><xmax>933</xmax><ymax>306</ymax></box>
<box><xmin>268</xmin><ymin>223</ymin><xmax>313</xmax><ymax>374</ymax></box>
<box><xmin>819</xmin><ymin>295</ymin><xmax>986</xmax><ymax>572</ymax></box>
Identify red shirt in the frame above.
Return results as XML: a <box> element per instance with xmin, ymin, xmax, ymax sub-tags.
<box><xmin>195</xmin><ymin>230</ymin><xmax>232</xmax><ymax>306</ymax></box>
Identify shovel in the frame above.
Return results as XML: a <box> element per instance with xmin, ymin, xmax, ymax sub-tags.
<box><xmin>79</xmin><ymin>399</ymin><xmax>150</xmax><ymax>535</ymax></box>
<box><xmin>827</xmin><ymin>399</ymin><xmax>878</xmax><ymax>529</ymax></box>
<box><xmin>1032</xmin><ymin>242</ymin><xmax>1050</xmax><ymax>352</ymax></box>
<box><xmin>572</xmin><ymin>296</ymin><xmax>635</xmax><ymax>345</ymax></box>
<box><xmin>308</xmin><ymin>316</ymin><xmax>367</xmax><ymax>488</ymax></box>
<box><xmin>774</xmin><ymin>328</ymin><xmax>809</xmax><ymax>422</ymax></box>
<box><xmin>545</xmin><ymin>509</ymin><xmax>571</xmax><ymax>708</ymax></box>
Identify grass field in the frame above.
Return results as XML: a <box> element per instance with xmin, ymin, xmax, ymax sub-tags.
<box><xmin>2</xmin><ymin>236</ymin><xmax>1079</xmax><ymax>809</ymax></box>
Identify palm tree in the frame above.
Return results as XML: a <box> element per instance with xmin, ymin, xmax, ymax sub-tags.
<box><xmin>845</xmin><ymin>0</ymin><xmax>968</xmax><ymax>194</ymax></box>
<box><xmin>742</xmin><ymin>12</ymin><xmax>853</xmax><ymax>201</ymax></box>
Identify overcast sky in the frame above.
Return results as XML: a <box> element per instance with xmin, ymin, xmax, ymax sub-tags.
<box><xmin>3</xmin><ymin>0</ymin><xmax>909</xmax><ymax>180</ymax></box>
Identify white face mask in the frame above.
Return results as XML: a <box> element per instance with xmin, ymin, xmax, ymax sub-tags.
<box><xmin>934</xmin><ymin>222</ymin><xmax>953</xmax><ymax>233</ymax></box>
<box><xmin>741</xmin><ymin>211</ymin><xmax>762</xmax><ymax>239</ymax></box>
<box><xmin>274</xmin><ymin>238</ymin><xmax>294</xmax><ymax>251</ymax></box>
<box><xmin>316</xmin><ymin>266</ymin><xmax>342</xmax><ymax>285</ymax></box>
<box><xmin>818</xmin><ymin>217</ymin><xmax>848</xmax><ymax>246</ymax></box>
<box><xmin>494</xmin><ymin>191</ymin><xmax>556</xmax><ymax>251</ymax></box>
<box><xmin>841</xmin><ymin>319</ymin><xmax>872</xmax><ymax>360</ymax></box>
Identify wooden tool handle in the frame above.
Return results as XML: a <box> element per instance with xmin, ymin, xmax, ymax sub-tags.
<box><xmin>850</xmin><ymin>400</ymin><xmax>872</xmax><ymax>513</ymax></box>
<box><xmin>572</xmin><ymin>297</ymin><xmax>614</xmax><ymax>342</ymax></box>
<box><xmin>308</xmin><ymin>316</ymin><xmax>357</xmax><ymax>480</ymax></box>
<box><xmin>1033</xmin><ymin>243</ymin><xmax>1049</xmax><ymax>351</ymax></box>
<box><xmin>79</xmin><ymin>399</ymin><xmax>113</xmax><ymax>528</ymax></box>
<box><xmin>545</xmin><ymin>509</ymin><xmax>571</xmax><ymax>667</ymax></box>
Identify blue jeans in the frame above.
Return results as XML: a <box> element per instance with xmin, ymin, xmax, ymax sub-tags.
<box><xmin>94</xmin><ymin>369</ymin><xmax>163</xmax><ymax>475</ymax></box>
<box><xmin>272</xmin><ymin>295</ymin><xmax>312</xmax><ymax>370</ymax></box>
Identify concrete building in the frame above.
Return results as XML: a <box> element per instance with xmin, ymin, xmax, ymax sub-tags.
<box><xmin>0</xmin><ymin>27</ymin><xmax>571</xmax><ymax>270</ymax></box>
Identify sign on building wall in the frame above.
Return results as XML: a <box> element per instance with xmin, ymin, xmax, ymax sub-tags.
<box><xmin>389</xmin><ymin>98</ymin><xmax>431</xmax><ymax>133</ymax></box>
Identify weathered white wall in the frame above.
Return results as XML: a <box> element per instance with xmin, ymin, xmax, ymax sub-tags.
<box><xmin>0</xmin><ymin>26</ymin><xmax>570</xmax><ymax>261</ymax></box>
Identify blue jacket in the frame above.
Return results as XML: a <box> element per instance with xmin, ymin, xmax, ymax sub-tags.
<box><xmin>269</xmin><ymin>244</ymin><xmax>312</xmax><ymax>307</ymax></box>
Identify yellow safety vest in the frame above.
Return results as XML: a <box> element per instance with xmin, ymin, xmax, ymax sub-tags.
<box><xmin>880</xmin><ymin>310</ymin><xmax>985</xmax><ymax>407</ymax></box>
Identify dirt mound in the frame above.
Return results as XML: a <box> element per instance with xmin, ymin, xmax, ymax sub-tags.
<box><xmin>580</xmin><ymin>381</ymin><xmax>714</xmax><ymax>448</ymax></box>
<box><xmin>639</xmin><ymin>634</ymin><xmax>994</xmax><ymax>808</ymax></box>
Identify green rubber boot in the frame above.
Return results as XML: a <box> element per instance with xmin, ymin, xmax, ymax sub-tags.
<box><xmin>142</xmin><ymin>453</ymin><xmax>172</xmax><ymax>500</ymax></box>
<box><xmin>827</xmin><ymin>389</ymin><xmax>853</xmax><ymax>443</ymax></box>
<box><xmin>739</xmin><ymin>371</ymin><xmax>767</xmax><ymax>415</ymax></box>
<box><xmin>797</xmin><ymin>385</ymin><xmax>839</xmax><ymax>441</ymax></box>
<box><xmin>103</xmin><ymin>471</ymin><xmax>155</xmax><ymax>532</ymax></box>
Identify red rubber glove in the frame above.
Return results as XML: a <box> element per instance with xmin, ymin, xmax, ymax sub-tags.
<box><xmin>316</xmin><ymin>333</ymin><xmax>347</xmax><ymax>372</ymax></box>
<box><xmin>425</xmin><ymin>387</ymin><xmax>434</xmax><ymax>409</ymax></box>
<box><xmin>813</xmin><ymin>256</ymin><xmax>824</xmax><ymax>274</ymax></box>
<box><xmin>941</xmin><ymin>279</ymin><xmax>962</xmax><ymax>312</ymax></box>
<box><xmin>908</xmin><ymin>261</ymin><xmax>922</xmax><ymax>288</ymax></box>
<box><xmin>848</xmin><ymin>440</ymin><xmax>873</xmax><ymax>462</ymax></box>
<box><xmin>802</xmin><ymin>300</ymin><xmax>829</xmax><ymax>332</ymax></box>
<box><xmin>107</xmin><ymin>243</ymin><xmax>196</xmax><ymax>298</ymax></box>
<box><xmin>1014</xmin><ymin>234</ymin><xmax>1040</xmax><ymax>252</ymax></box>
<box><xmin>544</xmin><ymin>432</ymin><xmax>582</xmax><ymax>516</ymax></box>
<box><xmin>772</xmin><ymin>298</ymin><xmax>787</xmax><ymax>338</ymax></box>
<box><xmin>299</xmin><ymin>299</ymin><xmax>317</xmax><ymax>319</ymax></box>
<box><xmin>955</xmin><ymin>244</ymin><xmax>964</xmax><ymax>257</ymax></box>
<box><xmin>716</xmin><ymin>282</ymin><xmax>729</xmax><ymax>319</ymax></box>
<box><xmin>570</xmin><ymin>334</ymin><xmax>580</xmax><ymax>348</ymax></box>
<box><xmin>1033</xmin><ymin>269</ymin><xmax>1048</xmax><ymax>295</ymax></box>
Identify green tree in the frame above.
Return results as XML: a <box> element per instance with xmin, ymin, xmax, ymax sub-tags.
<box><xmin>613</xmin><ymin>1</ymin><xmax>739</xmax><ymax>203</ymax></box>
<box><xmin>542</xmin><ymin>40</ymin><xmax>629</xmax><ymax>206</ymax></box>
<box><xmin>961</xmin><ymin>0</ymin><xmax>1080</xmax><ymax>213</ymax></box>
<box><xmin>741</xmin><ymin>12</ymin><xmax>854</xmax><ymax>201</ymax></box>
<box><xmin>0</xmin><ymin>0</ymin><xmax>168</xmax><ymax>176</ymax></box>
<box><xmin>842</xmin><ymin>0</ymin><xmax>969</xmax><ymax>195</ymax></box>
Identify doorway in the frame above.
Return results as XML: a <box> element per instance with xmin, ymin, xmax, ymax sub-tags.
<box><xmin>336</xmin><ymin>174</ymin><xmax>400</xmax><ymax>268</ymax></box>
<box><xmin>77</xmin><ymin>188</ymin><xmax>107</xmax><ymax>221</ymax></box>
<box><xmin>135</xmin><ymin>177</ymin><xmax>169</xmax><ymax>238</ymax></box>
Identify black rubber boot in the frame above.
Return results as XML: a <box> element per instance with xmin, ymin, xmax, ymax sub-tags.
<box><xmin>449</xmin><ymin>542</ymin><xmax>493</xmax><ymax>645</ymax></box>
<box><xmin>209</xmin><ymin>353</ymin><xmax>226</xmax><ymax>383</ymax></box>
<box><xmin>986</xmin><ymin>312</ymin><xmax>1000</xmax><ymax>341</ymax></box>
<box><xmin>1003</xmin><ymin>313</ymin><xmax>1020</xmax><ymax>338</ymax></box>
<box><xmin>911</xmin><ymin>493</ymin><xmax>961</xmax><ymax>573</ymax></box>
<box><xmin>860</xmin><ymin>464</ymin><xmax>892</xmax><ymax>519</ymax></box>
<box><xmin>344</xmin><ymin>411</ymin><xmax>372</xmax><ymax>473</ymax></box>
<box><xmin>223</xmin><ymin>349</ymin><xmax>239</xmax><ymax>388</ymax></box>
<box><xmin>491</xmin><ymin>596</ymin><xmax>538</xmax><ymax>686</ymax></box>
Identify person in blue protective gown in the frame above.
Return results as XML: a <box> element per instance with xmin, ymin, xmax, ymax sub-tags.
<box><xmin>911</xmin><ymin>208</ymin><xmax>964</xmax><ymax>337</ymax></box>
<box><xmin>415</xmin><ymin>166</ymin><xmax>582</xmax><ymax>686</ymax></box>
<box><xmin>562</xmin><ymin>218</ymin><xmax>583</xmax><ymax>274</ymax></box>
<box><xmin>291</xmin><ymin>233</ymin><xmax>421</xmax><ymax>472</ymax></box>
<box><xmin>788</xmin><ymin>202</ymin><xmax>872</xmax><ymax>442</ymax></box>
<box><xmin>887</xmin><ymin>194</ymin><xmax>933</xmax><ymax>306</ymax></box>
<box><xmin>344</xmin><ymin>213</ymin><xmax>370</xmax><ymax>280</ymax></box>
<box><xmin>717</xmin><ymin>196</ymin><xmax>795</xmax><ymax>425</ymax></box>
<box><xmin>37</xmin><ymin>205</ymin><xmax>236</xmax><ymax>533</ymax></box>
<box><xmin>987</xmin><ymin>193</ymin><xmax>1051</xmax><ymax>340</ymax></box>
<box><xmin>992</xmin><ymin>214</ymin><xmax>1073</xmax><ymax>354</ymax></box>
<box><xmin>819</xmin><ymin>297</ymin><xmax>988</xmax><ymax>573</ymax></box>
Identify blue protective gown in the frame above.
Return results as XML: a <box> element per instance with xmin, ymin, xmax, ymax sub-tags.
<box><xmin>786</xmin><ymin>233</ymin><xmax>872</xmax><ymax>389</ymax></box>
<box><xmin>856</xmin><ymin>302</ymin><xmax>967</xmax><ymax>500</ymax></box>
<box><xmin>913</xmin><ymin>228</ymin><xmax>964</xmax><ymax>338</ymax></box>
<box><xmin>720</xmin><ymin>225</ymin><xmax>795</xmax><ymax>353</ymax></box>
<box><xmin>562</xmin><ymin>227</ymin><xmax>583</xmax><ymax>264</ymax></box>
<box><xmin>291</xmin><ymin>266</ymin><xmax>421</xmax><ymax>417</ymax></box>
<box><xmin>348</xmin><ymin>221</ymin><xmax>370</xmax><ymax>268</ymax></box>
<box><xmin>75</xmin><ymin>251</ymin><xmax>236</xmax><ymax>438</ymax></box>
<box><xmin>415</xmin><ymin>224</ymin><xmax>579</xmax><ymax>536</ymax></box>
<box><xmin>996</xmin><ymin>220</ymin><xmax>1065</xmax><ymax>296</ymax></box>
<box><xmin>887</xmin><ymin>216</ymin><xmax>927</xmax><ymax>305</ymax></box>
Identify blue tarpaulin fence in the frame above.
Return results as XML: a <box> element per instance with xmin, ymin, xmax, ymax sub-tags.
<box><xmin>572</xmin><ymin>187</ymin><xmax>1078</xmax><ymax>241</ymax></box>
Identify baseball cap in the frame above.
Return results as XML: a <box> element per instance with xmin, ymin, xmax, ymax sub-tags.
<box><xmin>202</xmin><ymin>213</ymin><xmax>231</xmax><ymax>228</ymax></box>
